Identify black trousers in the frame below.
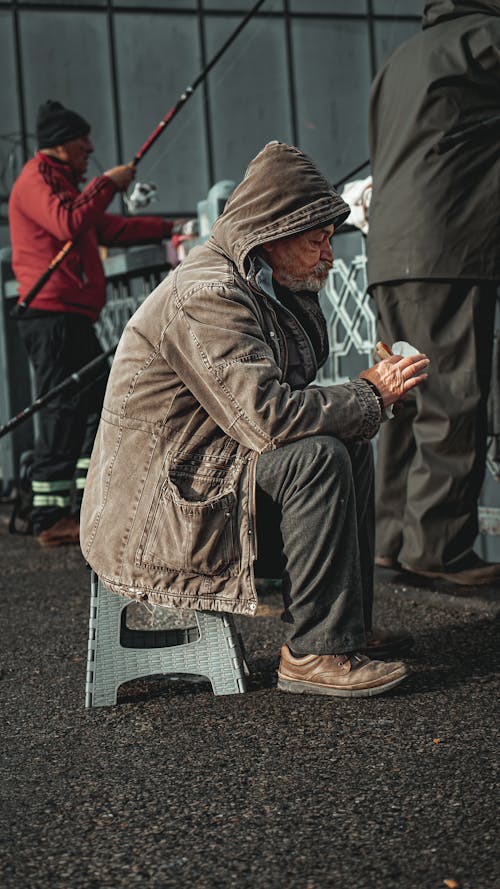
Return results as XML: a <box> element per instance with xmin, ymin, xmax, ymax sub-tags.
<box><xmin>17</xmin><ymin>312</ymin><xmax>109</xmax><ymax>534</ymax></box>
<box><xmin>255</xmin><ymin>436</ymin><xmax>374</xmax><ymax>655</ymax></box>
<box><xmin>372</xmin><ymin>280</ymin><xmax>497</xmax><ymax>570</ymax></box>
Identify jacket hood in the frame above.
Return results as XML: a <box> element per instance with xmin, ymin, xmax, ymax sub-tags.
<box><xmin>210</xmin><ymin>141</ymin><xmax>350</xmax><ymax>278</ymax></box>
<box><xmin>423</xmin><ymin>0</ymin><xmax>500</xmax><ymax>28</ymax></box>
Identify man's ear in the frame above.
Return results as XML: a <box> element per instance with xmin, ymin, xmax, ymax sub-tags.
<box><xmin>51</xmin><ymin>144</ymin><xmax>68</xmax><ymax>161</ymax></box>
<box><xmin>260</xmin><ymin>242</ymin><xmax>274</xmax><ymax>258</ymax></box>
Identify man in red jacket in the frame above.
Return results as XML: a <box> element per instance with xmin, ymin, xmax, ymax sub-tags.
<box><xmin>9</xmin><ymin>99</ymin><xmax>174</xmax><ymax>547</ymax></box>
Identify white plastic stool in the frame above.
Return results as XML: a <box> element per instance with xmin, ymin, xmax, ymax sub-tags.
<box><xmin>85</xmin><ymin>572</ymin><xmax>247</xmax><ymax>707</ymax></box>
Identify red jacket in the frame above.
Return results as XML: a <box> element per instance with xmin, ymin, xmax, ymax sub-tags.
<box><xmin>9</xmin><ymin>152</ymin><xmax>173</xmax><ymax>321</ymax></box>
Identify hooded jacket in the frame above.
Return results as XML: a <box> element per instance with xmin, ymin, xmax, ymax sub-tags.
<box><xmin>9</xmin><ymin>152</ymin><xmax>172</xmax><ymax>321</ymax></box>
<box><xmin>367</xmin><ymin>0</ymin><xmax>500</xmax><ymax>286</ymax></box>
<box><xmin>80</xmin><ymin>142</ymin><xmax>382</xmax><ymax>614</ymax></box>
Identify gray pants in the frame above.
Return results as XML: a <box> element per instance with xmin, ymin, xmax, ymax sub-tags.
<box><xmin>255</xmin><ymin>435</ymin><xmax>374</xmax><ymax>656</ymax></box>
<box><xmin>373</xmin><ymin>280</ymin><xmax>497</xmax><ymax>570</ymax></box>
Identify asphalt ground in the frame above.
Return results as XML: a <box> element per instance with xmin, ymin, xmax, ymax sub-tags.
<box><xmin>0</xmin><ymin>506</ymin><xmax>498</xmax><ymax>889</ymax></box>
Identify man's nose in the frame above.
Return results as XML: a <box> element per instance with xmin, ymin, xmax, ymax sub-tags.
<box><xmin>321</xmin><ymin>241</ymin><xmax>334</xmax><ymax>262</ymax></box>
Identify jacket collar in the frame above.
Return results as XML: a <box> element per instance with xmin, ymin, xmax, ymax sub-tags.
<box><xmin>248</xmin><ymin>254</ymin><xmax>276</xmax><ymax>299</ymax></box>
<box><xmin>36</xmin><ymin>150</ymin><xmax>79</xmax><ymax>186</ymax></box>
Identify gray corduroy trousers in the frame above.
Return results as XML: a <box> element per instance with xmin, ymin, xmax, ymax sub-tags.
<box><xmin>255</xmin><ymin>435</ymin><xmax>375</xmax><ymax>655</ymax></box>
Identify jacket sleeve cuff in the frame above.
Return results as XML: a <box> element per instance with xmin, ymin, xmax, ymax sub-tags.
<box><xmin>351</xmin><ymin>378</ymin><xmax>382</xmax><ymax>438</ymax></box>
<box><xmin>99</xmin><ymin>175</ymin><xmax>119</xmax><ymax>197</ymax></box>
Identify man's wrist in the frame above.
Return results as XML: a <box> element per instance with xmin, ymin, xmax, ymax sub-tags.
<box><xmin>361</xmin><ymin>378</ymin><xmax>385</xmax><ymax>415</ymax></box>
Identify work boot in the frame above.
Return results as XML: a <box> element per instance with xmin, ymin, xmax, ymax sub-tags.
<box><xmin>36</xmin><ymin>514</ymin><xmax>80</xmax><ymax>548</ymax></box>
<box><xmin>360</xmin><ymin>626</ymin><xmax>414</xmax><ymax>658</ymax></box>
<box><xmin>277</xmin><ymin>645</ymin><xmax>409</xmax><ymax>698</ymax></box>
<box><xmin>401</xmin><ymin>557</ymin><xmax>500</xmax><ymax>587</ymax></box>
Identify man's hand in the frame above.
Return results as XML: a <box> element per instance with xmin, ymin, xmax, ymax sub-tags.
<box><xmin>171</xmin><ymin>218</ymin><xmax>199</xmax><ymax>238</ymax></box>
<box><xmin>360</xmin><ymin>352</ymin><xmax>429</xmax><ymax>407</ymax></box>
<box><xmin>104</xmin><ymin>163</ymin><xmax>136</xmax><ymax>192</ymax></box>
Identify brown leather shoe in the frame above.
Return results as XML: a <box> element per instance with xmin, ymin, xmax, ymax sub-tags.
<box><xmin>277</xmin><ymin>644</ymin><xmax>409</xmax><ymax>698</ymax></box>
<box><xmin>360</xmin><ymin>626</ymin><xmax>414</xmax><ymax>658</ymax></box>
<box><xmin>401</xmin><ymin>559</ymin><xmax>500</xmax><ymax>587</ymax></box>
<box><xmin>37</xmin><ymin>515</ymin><xmax>80</xmax><ymax>549</ymax></box>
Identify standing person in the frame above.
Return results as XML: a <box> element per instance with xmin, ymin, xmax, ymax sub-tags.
<box><xmin>81</xmin><ymin>141</ymin><xmax>430</xmax><ymax>698</ymax></box>
<box><xmin>367</xmin><ymin>0</ymin><xmax>500</xmax><ymax>585</ymax></box>
<box><xmin>9</xmin><ymin>99</ymin><xmax>175</xmax><ymax>547</ymax></box>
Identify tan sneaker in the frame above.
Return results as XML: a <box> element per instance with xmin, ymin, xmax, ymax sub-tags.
<box><xmin>277</xmin><ymin>644</ymin><xmax>409</xmax><ymax>698</ymax></box>
<box><xmin>37</xmin><ymin>515</ymin><xmax>80</xmax><ymax>548</ymax></box>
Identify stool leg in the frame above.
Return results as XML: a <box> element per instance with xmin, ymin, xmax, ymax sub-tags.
<box><xmin>86</xmin><ymin>573</ymin><xmax>129</xmax><ymax>707</ymax></box>
<box><xmin>85</xmin><ymin>572</ymin><xmax>99</xmax><ymax>708</ymax></box>
<box><xmin>196</xmin><ymin>612</ymin><xmax>247</xmax><ymax>695</ymax></box>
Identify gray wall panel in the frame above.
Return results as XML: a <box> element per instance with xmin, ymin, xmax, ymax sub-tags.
<box><xmin>374</xmin><ymin>18</ymin><xmax>421</xmax><ymax>68</ymax></box>
<box><xmin>24</xmin><ymin>0</ymin><xmax>106</xmax><ymax>5</ymax></box>
<box><xmin>113</xmin><ymin>13</ymin><xmax>210</xmax><ymax>213</ymax></box>
<box><xmin>290</xmin><ymin>1</ymin><xmax>367</xmax><ymax>12</ymax></box>
<box><xmin>373</xmin><ymin>0</ymin><xmax>422</xmax><ymax>14</ymax></box>
<box><xmin>19</xmin><ymin>11</ymin><xmax>117</xmax><ymax>175</ymax></box>
<box><xmin>292</xmin><ymin>17</ymin><xmax>370</xmax><ymax>184</ymax></box>
<box><xmin>205</xmin><ymin>14</ymin><xmax>292</xmax><ymax>182</ymax></box>
<box><xmin>203</xmin><ymin>1</ymin><xmax>283</xmax><ymax>10</ymax></box>
<box><xmin>116</xmin><ymin>0</ymin><xmax>196</xmax><ymax>7</ymax></box>
<box><xmin>0</xmin><ymin>10</ymin><xmax>22</xmax><ymax>240</ymax></box>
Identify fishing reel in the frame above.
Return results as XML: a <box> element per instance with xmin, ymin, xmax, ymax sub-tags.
<box><xmin>124</xmin><ymin>181</ymin><xmax>158</xmax><ymax>213</ymax></box>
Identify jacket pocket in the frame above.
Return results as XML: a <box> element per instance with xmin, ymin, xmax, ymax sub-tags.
<box><xmin>138</xmin><ymin>465</ymin><xmax>239</xmax><ymax>576</ymax></box>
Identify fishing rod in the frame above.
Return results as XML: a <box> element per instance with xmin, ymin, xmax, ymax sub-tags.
<box><xmin>0</xmin><ymin>346</ymin><xmax>116</xmax><ymax>439</ymax></box>
<box><xmin>12</xmin><ymin>0</ymin><xmax>267</xmax><ymax>317</ymax></box>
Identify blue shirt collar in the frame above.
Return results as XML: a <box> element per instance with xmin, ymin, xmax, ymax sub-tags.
<box><xmin>251</xmin><ymin>254</ymin><xmax>277</xmax><ymax>300</ymax></box>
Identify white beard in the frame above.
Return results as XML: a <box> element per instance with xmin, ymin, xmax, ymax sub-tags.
<box><xmin>274</xmin><ymin>259</ymin><xmax>332</xmax><ymax>293</ymax></box>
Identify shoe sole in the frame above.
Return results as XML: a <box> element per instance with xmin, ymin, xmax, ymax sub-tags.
<box><xmin>401</xmin><ymin>564</ymin><xmax>500</xmax><ymax>587</ymax></box>
<box><xmin>277</xmin><ymin>667</ymin><xmax>410</xmax><ymax>698</ymax></box>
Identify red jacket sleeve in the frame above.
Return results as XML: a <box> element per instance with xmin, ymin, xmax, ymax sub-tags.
<box><xmin>24</xmin><ymin>162</ymin><xmax>118</xmax><ymax>240</ymax></box>
<box><xmin>96</xmin><ymin>214</ymin><xmax>173</xmax><ymax>247</ymax></box>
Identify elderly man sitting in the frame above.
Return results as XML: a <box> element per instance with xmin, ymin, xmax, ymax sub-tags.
<box><xmin>81</xmin><ymin>142</ymin><xmax>429</xmax><ymax>698</ymax></box>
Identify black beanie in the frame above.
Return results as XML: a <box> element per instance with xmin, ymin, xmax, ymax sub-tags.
<box><xmin>36</xmin><ymin>99</ymin><xmax>90</xmax><ymax>148</ymax></box>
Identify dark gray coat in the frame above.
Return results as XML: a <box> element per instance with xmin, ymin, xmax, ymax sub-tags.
<box><xmin>367</xmin><ymin>0</ymin><xmax>500</xmax><ymax>286</ymax></box>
